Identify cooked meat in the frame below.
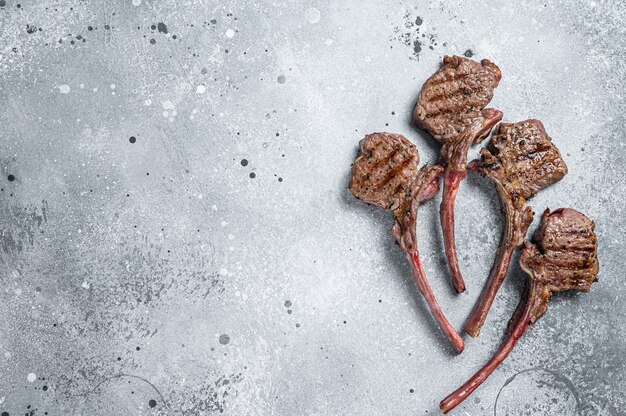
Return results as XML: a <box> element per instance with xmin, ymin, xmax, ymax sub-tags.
<box><xmin>414</xmin><ymin>55</ymin><xmax>503</xmax><ymax>293</ymax></box>
<box><xmin>440</xmin><ymin>208</ymin><xmax>598</xmax><ymax>413</ymax></box>
<box><xmin>350</xmin><ymin>133</ymin><xmax>464</xmax><ymax>353</ymax></box>
<box><xmin>439</xmin><ymin>109</ymin><xmax>503</xmax><ymax>292</ymax></box>
<box><xmin>518</xmin><ymin>208</ymin><xmax>600</xmax><ymax>320</ymax></box>
<box><xmin>349</xmin><ymin>133</ymin><xmax>419</xmax><ymax>211</ymax></box>
<box><xmin>464</xmin><ymin>120</ymin><xmax>569</xmax><ymax>337</ymax></box>
<box><xmin>414</xmin><ymin>55</ymin><xmax>502</xmax><ymax>143</ymax></box>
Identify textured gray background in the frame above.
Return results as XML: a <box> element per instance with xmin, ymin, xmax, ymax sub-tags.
<box><xmin>0</xmin><ymin>0</ymin><xmax>624</xmax><ymax>415</ymax></box>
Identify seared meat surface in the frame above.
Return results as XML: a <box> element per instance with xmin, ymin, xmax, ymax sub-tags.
<box><xmin>414</xmin><ymin>55</ymin><xmax>502</xmax><ymax>143</ymax></box>
<box><xmin>464</xmin><ymin>119</ymin><xmax>568</xmax><ymax>337</ymax></box>
<box><xmin>440</xmin><ymin>208</ymin><xmax>599</xmax><ymax>413</ymax></box>
<box><xmin>349</xmin><ymin>133</ymin><xmax>419</xmax><ymax>211</ymax></box>
<box><xmin>519</xmin><ymin>208</ymin><xmax>599</xmax><ymax>322</ymax></box>
<box><xmin>350</xmin><ymin>133</ymin><xmax>464</xmax><ymax>352</ymax></box>
<box><xmin>414</xmin><ymin>55</ymin><xmax>503</xmax><ymax>293</ymax></box>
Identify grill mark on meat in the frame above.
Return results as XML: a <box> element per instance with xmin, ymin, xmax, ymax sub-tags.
<box><xmin>422</xmin><ymin>83</ymin><xmax>491</xmax><ymax>105</ymax></box>
<box><xmin>378</xmin><ymin>156</ymin><xmax>415</xmax><ymax>189</ymax></box>
<box><xmin>464</xmin><ymin>120</ymin><xmax>568</xmax><ymax>337</ymax></box>
<box><xmin>414</xmin><ymin>56</ymin><xmax>501</xmax><ymax>143</ymax></box>
<box><xmin>420</xmin><ymin>101</ymin><xmax>487</xmax><ymax>121</ymax></box>
<box><xmin>350</xmin><ymin>133</ymin><xmax>419</xmax><ymax>210</ymax></box>
<box><xmin>440</xmin><ymin>208</ymin><xmax>599</xmax><ymax>413</ymax></box>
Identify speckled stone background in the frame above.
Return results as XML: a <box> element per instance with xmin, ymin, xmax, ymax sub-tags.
<box><xmin>0</xmin><ymin>1</ymin><xmax>624</xmax><ymax>415</ymax></box>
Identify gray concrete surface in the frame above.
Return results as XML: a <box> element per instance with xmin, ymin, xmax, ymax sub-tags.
<box><xmin>0</xmin><ymin>0</ymin><xmax>624</xmax><ymax>415</ymax></box>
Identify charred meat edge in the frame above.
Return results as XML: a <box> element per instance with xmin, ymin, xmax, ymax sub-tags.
<box><xmin>440</xmin><ymin>208</ymin><xmax>599</xmax><ymax>413</ymax></box>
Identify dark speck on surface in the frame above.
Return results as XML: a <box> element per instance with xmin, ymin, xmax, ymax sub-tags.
<box><xmin>415</xmin><ymin>16</ymin><xmax>423</xmax><ymax>25</ymax></box>
<box><xmin>240</xmin><ymin>159</ymin><xmax>248</xmax><ymax>166</ymax></box>
<box><xmin>413</xmin><ymin>39</ymin><xmax>422</xmax><ymax>55</ymax></box>
<box><xmin>129</xmin><ymin>136</ymin><xmax>136</xmax><ymax>144</ymax></box>
<box><xmin>150</xmin><ymin>38</ymin><xmax>156</xmax><ymax>45</ymax></box>
<box><xmin>464</xmin><ymin>49</ymin><xmax>474</xmax><ymax>57</ymax></box>
<box><xmin>284</xmin><ymin>300</ymin><xmax>292</xmax><ymax>307</ymax></box>
<box><xmin>249</xmin><ymin>172</ymin><xmax>256</xmax><ymax>179</ymax></box>
<box><xmin>7</xmin><ymin>175</ymin><xmax>15</xmax><ymax>182</ymax></box>
<box><xmin>219</xmin><ymin>334</ymin><xmax>230</xmax><ymax>345</ymax></box>
<box><xmin>277</xmin><ymin>75</ymin><xmax>286</xmax><ymax>84</ymax></box>
<box><xmin>157</xmin><ymin>22</ymin><xmax>168</xmax><ymax>34</ymax></box>
<box><xmin>0</xmin><ymin>1</ymin><xmax>6</xmax><ymax>7</ymax></box>
<box><xmin>148</xmin><ymin>399</ymin><xmax>157</xmax><ymax>408</ymax></box>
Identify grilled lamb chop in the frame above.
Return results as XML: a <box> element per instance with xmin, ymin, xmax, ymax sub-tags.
<box><xmin>350</xmin><ymin>133</ymin><xmax>464</xmax><ymax>353</ymax></box>
<box><xmin>440</xmin><ymin>208</ymin><xmax>599</xmax><ymax>413</ymax></box>
<box><xmin>414</xmin><ymin>55</ymin><xmax>503</xmax><ymax>292</ymax></box>
<box><xmin>464</xmin><ymin>120</ymin><xmax>568</xmax><ymax>337</ymax></box>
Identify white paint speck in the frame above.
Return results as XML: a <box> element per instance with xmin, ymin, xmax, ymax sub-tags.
<box><xmin>93</xmin><ymin>87</ymin><xmax>98</xmax><ymax>92</ymax></box>
<box><xmin>220</xmin><ymin>268</ymin><xmax>228</xmax><ymax>276</ymax></box>
<box><xmin>228</xmin><ymin>234</ymin><xmax>235</xmax><ymax>240</ymax></box>
<box><xmin>58</xmin><ymin>84</ymin><xmax>71</xmax><ymax>94</ymax></box>
<box><xmin>225</xmin><ymin>29</ymin><xmax>235</xmax><ymax>38</ymax></box>
<box><xmin>132</xmin><ymin>0</ymin><xmax>142</xmax><ymax>5</ymax></box>
<box><xmin>325</xmin><ymin>38</ymin><xmax>333</xmax><ymax>46</ymax></box>
<box><xmin>110</xmin><ymin>84</ymin><xmax>116</xmax><ymax>90</ymax></box>
<box><xmin>144</xmin><ymin>99</ymin><xmax>152</xmax><ymax>106</ymax></box>
<box><xmin>162</xmin><ymin>100</ymin><xmax>175</xmax><ymax>110</ymax></box>
<box><xmin>305</xmin><ymin>7</ymin><xmax>321</xmax><ymax>24</ymax></box>
<box><xmin>364</xmin><ymin>56</ymin><xmax>371</xmax><ymax>62</ymax></box>
<box><xmin>162</xmin><ymin>111</ymin><xmax>169</xmax><ymax>117</ymax></box>
<box><xmin>4</xmin><ymin>352</ymin><xmax>11</xmax><ymax>358</ymax></box>
<box><xmin>196</xmin><ymin>85</ymin><xmax>206</xmax><ymax>94</ymax></box>
<box><xmin>79</xmin><ymin>83</ymin><xmax>85</xmax><ymax>89</ymax></box>
<box><xmin>81</xmin><ymin>281</ymin><xmax>90</xmax><ymax>289</ymax></box>
<box><xmin>212</xmin><ymin>205</ymin><xmax>218</xmax><ymax>211</ymax></box>
<box><xmin>27</xmin><ymin>373</ymin><xmax>36</xmax><ymax>383</ymax></box>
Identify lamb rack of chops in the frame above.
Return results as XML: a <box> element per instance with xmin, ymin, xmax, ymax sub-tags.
<box><xmin>350</xmin><ymin>132</ymin><xmax>464</xmax><ymax>353</ymax></box>
<box><xmin>440</xmin><ymin>208</ymin><xmax>599</xmax><ymax>413</ymax></box>
<box><xmin>464</xmin><ymin>120</ymin><xmax>568</xmax><ymax>337</ymax></box>
<box><xmin>414</xmin><ymin>55</ymin><xmax>503</xmax><ymax>293</ymax></box>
